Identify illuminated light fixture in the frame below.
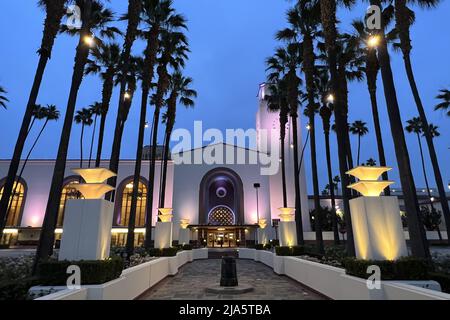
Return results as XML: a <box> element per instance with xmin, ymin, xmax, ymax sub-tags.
<box><xmin>72</xmin><ymin>168</ymin><xmax>116</xmax><ymax>184</ymax></box>
<box><xmin>71</xmin><ymin>183</ymin><xmax>115</xmax><ymax>200</ymax></box>
<box><xmin>346</xmin><ymin>166</ymin><xmax>392</xmax><ymax>181</ymax></box>
<box><xmin>431</xmin><ymin>197</ymin><xmax>435</xmax><ymax>202</ymax></box>
<box><xmin>367</xmin><ymin>35</ymin><xmax>380</xmax><ymax>48</ymax></box>
<box><xmin>258</xmin><ymin>218</ymin><xmax>267</xmax><ymax>229</ymax></box>
<box><xmin>217</xmin><ymin>228</ymin><xmax>226</xmax><ymax>231</ymax></box>
<box><xmin>124</xmin><ymin>92</ymin><xmax>131</xmax><ymax>100</ymax></box>
<box><xmin>306</xmin><ymin>124</ymin><xmax>311</xmax><ymax>131</ymax></box>
<box><xmin>327</xmin><ymin>94</ymin><xmax>335</xmax><ymax>103</ymax></box>
<box><xmin>278</xmin><ymin>207</ymin><xmax>295</xmax><ymax>222</ymax></box>
<box><xmin>347</xmin><ymin>166</ymin><xmax>394</xmax><ymax>197</ymax></box>
<box><xmin>180</xmin><ymin>219</ymin><xmax>190</xmax><ymax>229</ymax></box>
<box><xmin>145</xmin><ymin>122</ymin><xmax>149</xmax><ymax>129</ymax></box>
<box><xmin>126</xmin><ymin>183</ymin><xmax>134</xmax><ymax>189</ymax></box>
<box><xmin>158</xmin><ymin>208</ymin><xmax>173</xmax><ymax>222</ymax></box>
<box><xmin>54</xmin><ymin>228</ymin><xmax>63</xmax><ymax>234</ymax></box>
<box><xmin>83</xmin><ymin>34</ymin><xmax>95</xmax><ymax>47</ymax></box>
<box><xmin>3</xmin><ymin>228</ymin><xmax>19</xmax><ymax>234</ymax></box>
<box><xmin>290</xmin><ymin>144</ymin><xmax>294</xmax><ymax>149</ymax></box>
<box><xmin>69</xmin><ymin>168</ymin><xmax>116</xmax><ymax>199</ymax></box>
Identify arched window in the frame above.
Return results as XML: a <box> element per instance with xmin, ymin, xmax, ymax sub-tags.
<box><xmin>116</xmin><ymin>179</ymin><xmax>148</xmax><ymax>227</ymax></box>
<box><xmin>208</xmin><ymin>205</ymin><xmax>235</xmax><ymax>225</ymax></box>
<box><xmin>0</xmin><ymin>179</ymin><xmax>26</xmax><ymax>227</ymax></box>
<box><xmin>57</xmin><ymin>179</ymin><xmax>84</xmax><ymax>228</ymax></box>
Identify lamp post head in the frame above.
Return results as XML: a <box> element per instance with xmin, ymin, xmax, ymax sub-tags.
<box><xmin>253</xmin><ymin>183</ymin><xmax>261</xmax><ymax>189</ymax></box>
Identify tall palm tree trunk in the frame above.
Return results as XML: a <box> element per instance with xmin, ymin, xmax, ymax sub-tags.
<box><xmin>0</xmin><ymin>1</ymin><xmax>66</xmax><ymax>235</ymax></box>
<box><xmin>291</xmin><ymin>115</ymin><xmax>304</xmax><ymax>245</ymax></box>
<box><xmin>125</xmin><ymin>90</ymin><xmax>148</xmax><ymax>257</ymax></box>
<box><xmin>368</xmin><ymin>87</ymin><xmax>390</xmax><ymax>195</ymax></box>
<box><xmin>416</xmin><ymin>134</ymin><xmax>436</xmax><ymax>213</ymax></box>
<box><xmin>319</xmin><ymin>0</ymin><xmax>355</xmax><ymax>256</ymax></box>
<box><xmin>107</xmin><ymin>0</ymin><xmax>141</xmax><ymax>201</ymax></box>
<box><xmin>159</xmin><ymin>128</ymin><xmax>172</xmax><ymax>208</ymax></box>
<box><xmin>372</xmin><ymin>1</ymin><xmax>429</xmax><ymax>258</ymax></box>
<box><xmin>33</xmin><ymin>1</ymin><xmax>93</xmax><ymax>270</ymax></box>
<box><xmin>95</xmin><ymin>74</ymin><xmax>114</xmax><ymax>167</ymax></box>
<box><xmin>357</xmin><ymin>134</ymin><xmax>361</xmax><ymax>166</ymax></box>
<box><xmin>80</xmin><ymin>124</ymin><xmax>85</xmax><ymax>169</ymax></box>
<box><xmin>403</xmin><ymin>54</ymin><xmax>450</xmax><ymax>244</ymax></box>
<box><xmin>309</xmin><ymin>114</ymin><xmax>324</xmax><ymax>253</ymax></box>
<box><xmin>95</xmin><ymin>113</ymin><xmax>107</xmax><ymax>167</ymax></box>
<box><xmin>88</xmin><ymin>114</ymin><xmax>97</xmax><ymax>168</ymax></box>
<box><xmin>280</xmin><ymin>134</ymin><xmax>288</xmax><ymax>208</ymax></box>
<box><xmin>324</xmin><ymin>130</ymin><xmax>340</xmax><ymax>244</ymax></box>
<box><xmin>144</xmin><ymin>105</ymin><xmax>161</xmax><ymax>248</ymax></box>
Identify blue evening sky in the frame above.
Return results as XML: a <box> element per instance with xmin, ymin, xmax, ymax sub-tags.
<box><xmin>0</xmin><ymin>0</ymin><xmax>449</xmax><ymax>193</ymax></box>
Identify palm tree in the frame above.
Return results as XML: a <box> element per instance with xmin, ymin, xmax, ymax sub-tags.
<box><xmin>75</xmin><ymin>108</ymin><xmax>94</xmax><ymax>169</ymax></box>
<box><xmin>0</xmin><ymin>86</ymin><xmax>9</xmax><ymax>109</ymax></box>
<box><xmin>365</xmin><ymin>158</ymin><xmax>377</xmax><ymax>166</ymax></box>
<box><xmin>435</xmin><ymin>89</ymin><xmax>450</xmax><ymax>117</ymax></box>
<box><xmin>107</xmin><ymin>0</ymin><xmax>142</xmax><ymax>201</ymax></box>
<box><xmin>160</xmin><ymin>72</ymin><xmax>196</xmax><ymax>208</ymax></box>
<box><xmin>405</xmin><ymin>117</ymin><xmax>438</xmax><ymax>218</ymax></box>
<box><xmin>352</xmin><ymin>19</ymin><xmax>394</xmax><ymax>194</ymax></box>
<box><xmin>34</xmin><ymin>0</ymin><xmax>120</xmax><ymax>267</ymax></box>
<box><xmin>0</xmin><ymin>0</ymin><xmax>67</xmax><ymax>237</ymax></box>
<box><xmin>6</xmin><ymin>105</ymin><xmax>60</xmax><ymax>218</ymax></box>
<box><xmin>276</xmin><ymin>2</ymin><xmax>322</xmax><ymax>247</ymax></box>
<box><xmin>128</xmin><ymin>0</ymin><xmax>187</xmax><ymax>251</ymax></box>
<box><xmin>394</xmin><ymin>0</ymin><xmax>450</xmax><ymax>245</ymax></box>
<box><xmin>85</xmin><ymin>43</ymin><xmax>122</xmax><ymax>167</ymax></box>
<box><xmin>265</xmin><ymin>78</ymin><xmax>289</xmax><ymax>209</ymax></box>
<box><xmin>87</xmin><ymin>102</ymin><xmax>102</xmax><ymax>168</ymax></box>
<box><xmin>349</xmin><ymin>120</ymin><xmax>369</xmax><ymax>165</ymax></box>
<box><xmin>369</xmin><ymin>0</ymin><xmax>429</xmax><ymax>258</ymax></box>
<box><xmin>144</xmin><ymin>27</ymin><xmax>189</xmax><ymax>249</ymax></box>
<box><xmin>319</xmin><ymin>0</ymin><xmax>356</xmax><ymax>256</ymax></box>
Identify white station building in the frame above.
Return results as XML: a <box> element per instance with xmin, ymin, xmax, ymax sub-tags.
<box><xmin>0</xmin><ymin>84</ymin><xmax>312</xmax><ymax>247</ymax></box>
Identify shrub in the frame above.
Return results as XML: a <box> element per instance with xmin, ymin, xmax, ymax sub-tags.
<box><xmin>147</xmin><ymin>247</ymin><xmax>179</xmax><ymax>257</ymax></box>
<box><xmin>342</xmin><ymin>257</ymin><xmax>430</xmax><ymax>280</ymax></box>
<box><xmin>37</xmin><ymin>257</ymin><xmax>124</xmax><ymax>286</ymax></box>
<box><xmin>255</xmin><ymin>244</ymin><xmax>264</xmax><ymax>250</ymax></box>
<box><xmin>182</xmin><ymin>244</ymin><xmax>192</xmax><ymax>251</ymax></box>
<box><xmin>162</xmin><ymin>247</ymin><xmax>178</xmax><ymax>257</ymax></box>
<box><xmin>275</xmin><ymin>246</ymin><xmax>306</xmax><ymax>256</ymax></box>
<box><xmin>264</xmin><ymin>243</ymin><xmax>272</xmax><ymax>250</ymax></box>
<box><xmin>429</xmin><ymin>272</ymin><xmax>450</xmax><ymax>294</ymax></box>
<box><xmin>0</xmin><ymin>244</ymin><xmax>10</xmax><ymax>250</ymax></box>
<box><xmin>0</xmin><ymin>277</ymin><xmax>39</xmax><ymax>300</ymax></box>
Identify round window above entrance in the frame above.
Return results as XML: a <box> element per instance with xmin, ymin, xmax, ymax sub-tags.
<box><xmin>208</xmin><ymin>205</ymin><xmax>235</xmax><ymax>225</ymax></box>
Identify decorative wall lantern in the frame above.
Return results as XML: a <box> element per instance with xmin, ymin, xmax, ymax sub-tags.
<box><xmin>258</xmin><ymin>218</ymin><xmax>267</xmax><ymax>229</ymax></box>
<box><xmin>70</xmin><ymin>168</ymin><xmax>116</xmax><ymax>199</ymax></box>
<box><xmin>278</xmin><ymin>207</ymin><xmax>295</xmax><ymax>222</ymax></box>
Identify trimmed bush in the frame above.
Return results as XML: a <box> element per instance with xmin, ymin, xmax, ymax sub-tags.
<box><xmin>0</xmin><ymin>244</ymin><xmax>10</xmax><ymax>250</ymax></box>
<box><xmin>0</xmin><ymin>277</ymin><xmax>39</xmax><ymax>300</ymax></box>
<box><xmin>37</xmin><ymin>257</ymin><xmax>124</xmax><ymax>286</ymax></box>
<box><xmin>264</xmin><ymin>243</ymin><xmax>272</xmax><ymax>250</ymax></box>
<box><xmin>147</xmin><ymin>247</ymin><xmax>179</xmax><ymax>257</ymax></box>
<box><xmin>275</xmin><ymin>246</ymin><xmax>306</xmax><ymax>256</ymax></box>
<box><xmin>182</xmin><ymin>244</ymin><xmax>192</xmax><ymax>251</ymax></box>
<box><xmin>429</xmin><ymin>272</ymin><xmax>450</xmax><ymax>294</ymax></box>
<box><xmin>342</xmin><ymin>257</ymin><xmax>430</xmax><ymax>280</ymax></box>
<box><xmin>255</xmin><ymin>244</ymin><xmax>265</xmax><ymax>250</ymax></box>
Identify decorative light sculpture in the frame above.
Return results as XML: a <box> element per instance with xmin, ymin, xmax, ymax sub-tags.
<box><xmin>70</xmin><ymin>168</ymin><xmax>116</xmax><ymax>199</ymax></box>
<box><xmin>347</xmin><ymin>166</ymin><xmax>394</xmax><ymax>196</ymax></box>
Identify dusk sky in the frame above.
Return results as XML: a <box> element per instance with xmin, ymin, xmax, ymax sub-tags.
<box><xmin>0</xmin><ymin>0</ymin><xmax>448</xmax><ymax>193</ymax></box>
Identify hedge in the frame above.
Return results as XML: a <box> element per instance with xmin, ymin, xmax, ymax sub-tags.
<box><xmin>147</xmin><ymin>247</ymin><xmax>179</xmax><ymax>257</ymax></box>
<box><xmin>0</xmin><ymin>277</ymin><xmax>39</xmax><ymax>300</ymax></box>
<box><xmin>429</xmin><ymin>272</ymin><xmax>450</xmax><ymax>294</ymax></box>
<box><xmin>342</xmin><ymin>257</ymin><xmax>430</xmax><ymax>280</ymax></box>
<box><xmin>37</xmin><ymin>257</ymin><xmax>124</xmax><ymax>286</ymax></box>
<box><xmin>275</xmin><ymin>245</ymin><xmax>324</xmax><ymax>258</ymax></box>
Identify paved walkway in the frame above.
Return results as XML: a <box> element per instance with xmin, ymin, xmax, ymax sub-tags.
<box><xmin>139</xmin><ymin>259</ymin><xmax>326</xmax><ymax>300</ymax></box>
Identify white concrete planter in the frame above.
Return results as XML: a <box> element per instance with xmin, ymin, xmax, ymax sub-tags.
<box><xmin>237</xmin><ymin>248</ymin><xmax>256</xmax><ymax>260</ymax></box>
<box><xmin>239</xmin><ymin>249</ymin><xmax>450</xmax><ymax>301</ymax></box>
<box><xmin>35</xmin><ymin>248</ymin><xmax>207</xmax><ymax>300</ymax></box>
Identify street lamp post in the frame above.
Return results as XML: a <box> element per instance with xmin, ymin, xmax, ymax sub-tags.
<box><xmin>254</xmin><ymin>183</ymin><xmax>261</xmax><ymax>245</ymax></box>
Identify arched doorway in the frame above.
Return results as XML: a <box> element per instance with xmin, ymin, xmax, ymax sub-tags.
<box><xmin>0</xmin><ymin>177</ymin><xmax>27</xmax><ymax>227</ymax></box>
<box><xmin>199</xmin><ymin>167</ymin><xmax>244</xmax><ymax>225</ymax></box>
<box><xmin>57</xmin><ymin>176</ymin><xmax>84</xmax><ymax>228</ymax></box>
